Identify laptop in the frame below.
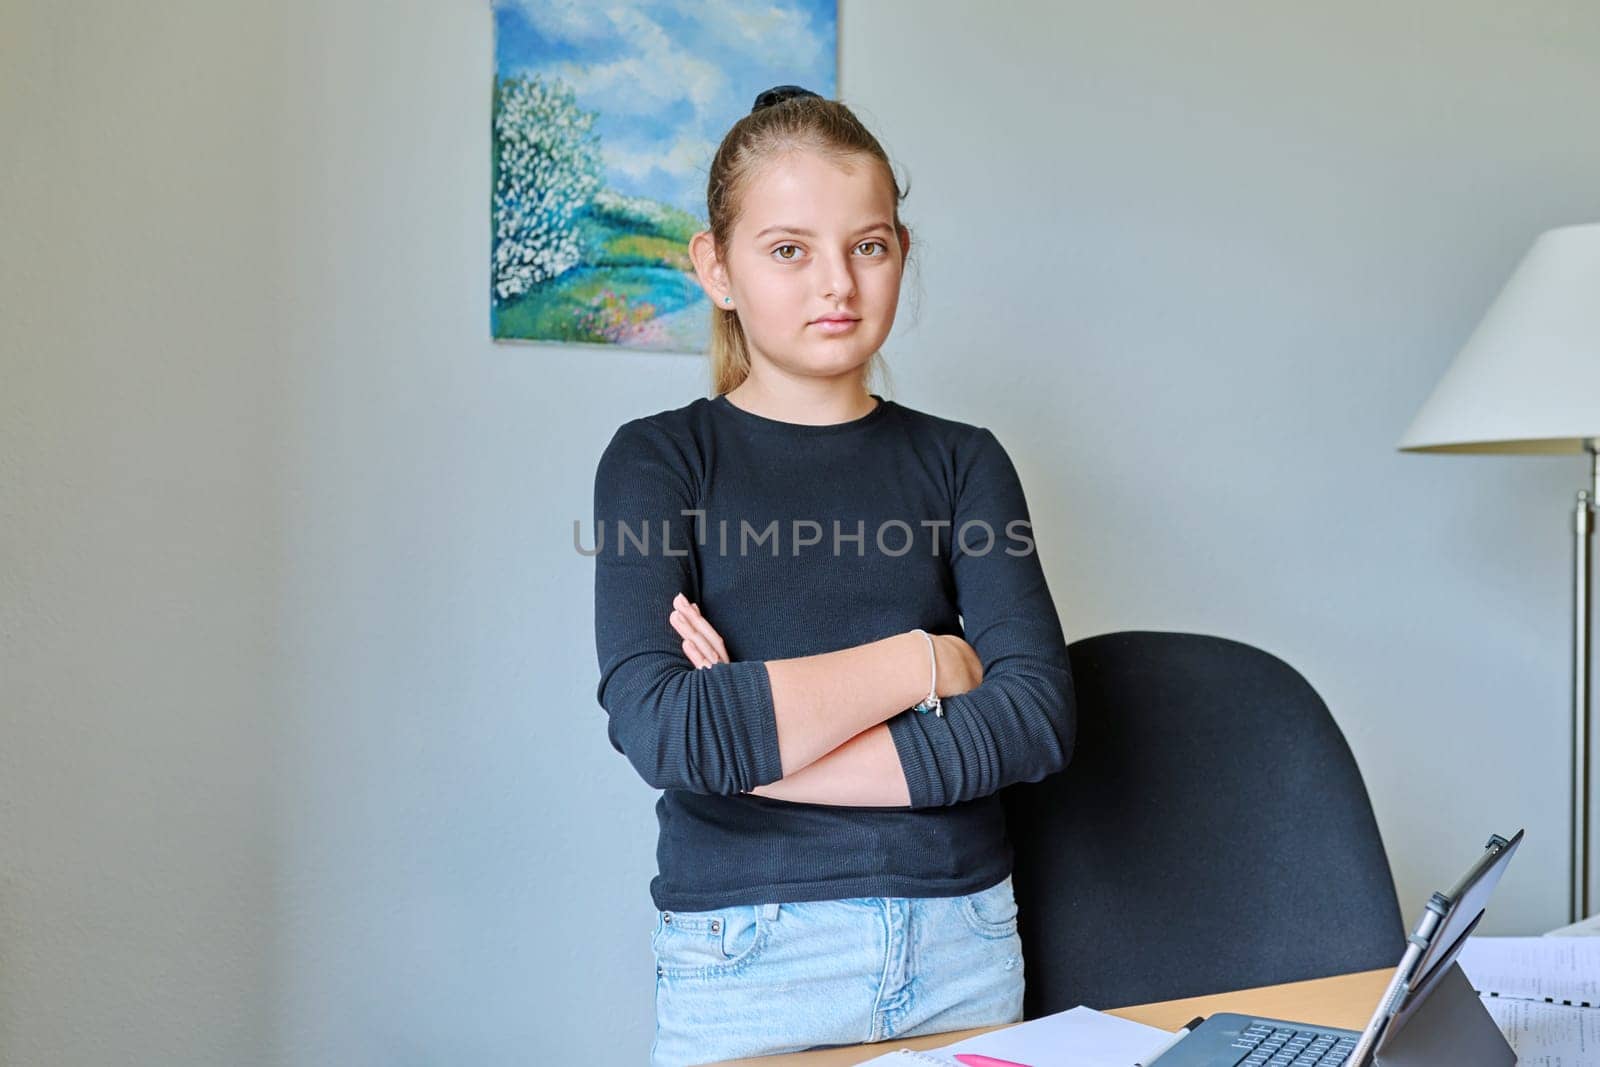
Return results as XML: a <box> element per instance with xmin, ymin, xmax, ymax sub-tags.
<box><xmin>1146</xmin><ymin>829</ymin><xmax>1523</xmax><ymax>1067</ymax></box>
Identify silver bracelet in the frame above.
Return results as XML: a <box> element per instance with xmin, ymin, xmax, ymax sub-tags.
<box><xmin>910</xmin><ymin>628</ymin><xmax>943</xmax><ymax>717</ymax></box>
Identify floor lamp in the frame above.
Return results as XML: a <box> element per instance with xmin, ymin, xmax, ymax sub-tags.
<box><xmin>1399</xmin><ymin>222</ymin><xmax>1600</xmax><ymax>924</ymax></box>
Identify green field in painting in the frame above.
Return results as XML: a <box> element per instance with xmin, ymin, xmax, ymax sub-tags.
<box><xmin>493</xmin><ymin>192</ymin><xmax>709</xmax><ymax>349</ymax></box>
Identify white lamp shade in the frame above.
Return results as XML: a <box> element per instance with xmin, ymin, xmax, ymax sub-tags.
<box><xmin>1399</xmin><ymin>222</ymin><xmax>1600</xmax><ymax>454</ymax></box>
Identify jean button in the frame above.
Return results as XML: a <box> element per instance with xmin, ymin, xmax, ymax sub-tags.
<box><xmin>710</xmin><ymin>920</ymin><xmax>720</xmax><ymax>933</ymax></box>
<box><xmin>662</xmin><ymin>912</ymin><xmax>673</xmax><ymax>924</ymax></box>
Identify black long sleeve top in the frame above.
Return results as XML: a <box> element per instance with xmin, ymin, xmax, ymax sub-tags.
<box><xmin>591</xmin><ymin>391</ymin><xmax>1075</xmax><ymax>910</ymax></box>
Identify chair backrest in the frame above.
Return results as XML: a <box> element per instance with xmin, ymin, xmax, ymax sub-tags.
<box><xmin>1000</xmin><ymin>630</ymin><xmax>1405</xmax><ymax>1017</ymax></box>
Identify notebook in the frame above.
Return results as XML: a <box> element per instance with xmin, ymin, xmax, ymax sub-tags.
<box><xmin>1456</xmin><ymin>936</ymin><xmax>1600</xmax><ymax>1066</ymax></box>
<box><xmin>1457</xmin><ymin>935</ymin><xmax>1600</xmax><ymax>1007</ymax></box>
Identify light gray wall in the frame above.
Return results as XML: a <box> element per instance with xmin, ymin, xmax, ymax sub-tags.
<box><xmin>3</xmin><ymin>1</ymin><xmax>1598</xmax><ymax>1063</ymax></box>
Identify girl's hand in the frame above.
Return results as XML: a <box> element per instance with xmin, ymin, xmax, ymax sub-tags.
<box><xmin>932</xmin><ymin>633</ymin><xmax>984</xmax><ymax>697</ymax></box>
<box><xmin>670</xmin><ymin>592</ymin><xmax>730</xmax><ymax>669</ymax></box>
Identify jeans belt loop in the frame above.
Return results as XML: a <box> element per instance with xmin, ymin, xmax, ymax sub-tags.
<box><xmin>761</xmin><ymin>902</ymin><xmax>779</xmax><ymax>922</ymax></box>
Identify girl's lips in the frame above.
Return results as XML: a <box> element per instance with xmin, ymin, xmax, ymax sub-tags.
<box><xmin>811</xmin><ymin>318</ymin><xmax>860</xmax><ymax>333</ymax></box>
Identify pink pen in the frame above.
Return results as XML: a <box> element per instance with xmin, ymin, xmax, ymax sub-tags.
<box><xmin>952</xmin><ymin>1055</ymin><xmax>1033</xmax><ymax>1067</ymax></box>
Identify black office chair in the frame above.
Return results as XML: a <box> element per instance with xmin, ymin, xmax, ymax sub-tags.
<box><xmin>1000</xmin><ymin>630</ymin><xmax>1405</xmax><ymax>1017</ymax></box>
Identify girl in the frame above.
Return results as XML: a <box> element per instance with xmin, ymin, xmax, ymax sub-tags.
<box><xmin>591</xmin><ymin>85</ymin><xmax>1075</xmax><ymax>1065</ymax></box>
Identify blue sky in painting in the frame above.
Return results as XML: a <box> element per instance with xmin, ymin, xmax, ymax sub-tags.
<box><xmin>494</xmin><ymin>0</ymin><xmax>837</xmax><ymax>218</ymax></box>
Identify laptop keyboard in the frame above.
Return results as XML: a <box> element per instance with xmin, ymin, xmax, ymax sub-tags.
<box><xmin>1230</xmin><ymin>1023</ymin><xmax>1357</xmax><ymax>1067</ymax></box>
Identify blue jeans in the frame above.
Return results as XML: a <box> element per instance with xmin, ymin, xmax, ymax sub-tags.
<box><xmin>649</xmin><ymin>875</ymin><xmax>1026</xmax><ymax>1066</ymax></box>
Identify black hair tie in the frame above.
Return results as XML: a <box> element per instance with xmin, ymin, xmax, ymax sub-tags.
<box><xmin>752</xmin><ymin>85</ymin><xmax>821</xmax><ymax>113</ymax></box>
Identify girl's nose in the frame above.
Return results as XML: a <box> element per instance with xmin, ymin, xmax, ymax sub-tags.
<box><xmin>822</xmin><ymin>258</ymin><xmax>856</xmax><ymax>302</ymax></box>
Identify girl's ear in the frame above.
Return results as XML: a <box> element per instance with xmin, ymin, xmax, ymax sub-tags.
<box><xmin>689</xmin><ymin>230</ymin><xmax>732</xmax><ymax>304</ymax></box>
<box><xmin>897</xmin><ymin>223</ymin><xmax>913</xmax><ymax>260</ymax></box>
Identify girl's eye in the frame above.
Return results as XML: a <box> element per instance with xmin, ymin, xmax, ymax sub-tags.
<box><xmin>770</xmin><ymin>241</ymin><xmax>888</xmax><ymax>261</ymax></box>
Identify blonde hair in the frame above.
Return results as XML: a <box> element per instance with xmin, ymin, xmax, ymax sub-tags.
<box><xmin>703</xmin><ymin>93</ymin><xmax>914</xmax><ymax>397</ymax></box>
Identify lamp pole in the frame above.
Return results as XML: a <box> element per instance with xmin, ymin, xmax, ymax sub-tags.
<box><xmin>1575</xmin><ymin>443</ymin><xmax>1598</xmax><ymax>924</ymax></box>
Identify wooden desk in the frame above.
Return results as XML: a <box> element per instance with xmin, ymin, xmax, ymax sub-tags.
<box><xmin>707</xmin><ymin>968</ymin><xmax>1391</xmax><ymax>1067</ymax></box>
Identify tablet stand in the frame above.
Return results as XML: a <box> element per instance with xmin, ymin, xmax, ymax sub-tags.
<box><xmin>1372</xmin><ymin>961</ymin><xmax>1515</xmax><ymax>1067</ymax></box>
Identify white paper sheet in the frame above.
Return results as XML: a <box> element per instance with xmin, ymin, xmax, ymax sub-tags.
<box><xmin>1457</xmin><ymin>936</ymin><xmax>1600</xmax><ymax>1005</ymax></box>
<box><xmin>1481</xmin><ymin>998</ymin><xmax>1600</xmax><ymax>1066</ymax></box>
<box><xmin>852</xmin><ymin>1006</ymin><xmax>1176</xmax><ymax>1067</ymax></box>
<box><xmin>1546</xmin><ymin>913</ymin><xmax>1600</xmax><ymax>938</ymax></box>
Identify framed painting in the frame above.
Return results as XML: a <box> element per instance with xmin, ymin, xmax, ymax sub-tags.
<box><xmin>490</xmin><ymin>1</ymin><xmax>840</xmax><ymax>351</ymax></box>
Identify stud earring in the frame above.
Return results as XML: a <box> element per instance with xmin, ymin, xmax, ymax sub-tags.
<box><xmin>723</xmin><ymin>296</ymin><xmax>732</xmax><ymax>304</ymax></box>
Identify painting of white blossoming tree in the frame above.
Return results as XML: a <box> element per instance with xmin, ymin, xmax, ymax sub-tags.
<box><xmin>491</xmin><ymin>0</ymin><xmax>838</xmax><ymax>349</ymax></box>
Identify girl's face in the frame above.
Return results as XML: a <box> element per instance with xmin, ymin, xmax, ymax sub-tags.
<box><xmin>715</xmin><ymin>149</ymin><xmax>909</xmax><ymax>384</ymax></box>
